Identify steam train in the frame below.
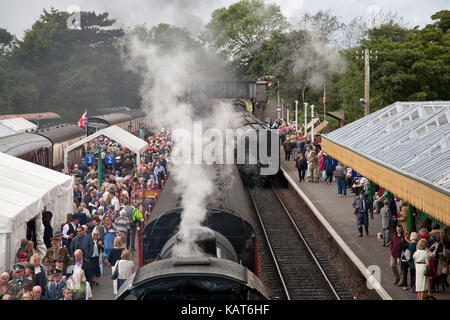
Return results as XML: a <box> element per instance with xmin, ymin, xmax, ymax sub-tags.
<box><xmin>115</xmin><ymin>164</ymin><xmax>269</xmax><ymax>300</ymax></box>
<box><xmin>0</xmin><ymin>109</ymin><xmax>149</xmax><ymax>171</ymax></box>
<box><xmin>115</xmin><ymin>100</ymin><xmax>279</xmax><ymax>300</ymax></box>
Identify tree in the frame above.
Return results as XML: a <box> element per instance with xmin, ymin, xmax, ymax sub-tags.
<box><xmin>431</xmin><ymin>10</ymin><xmax>450</xmax><ymax>34</ymax></box>
<box><xmin>201</xmin><ymin>0</ymin><xmax>287</xmax><ymax>71</ymax></box>
<box><xmin>0</xmin><ymin>28</ymin><xmax>16</xmax><ymax>56</ymax></box>
<box><xmin>290</xmin><ymin>9</ymin><xmax>345</xmax><ymax>44</ymax></box>
<box><xmin>338</xmin><ymin>12</ymin><xmax>450</xmax><ymax>122</ymax></box>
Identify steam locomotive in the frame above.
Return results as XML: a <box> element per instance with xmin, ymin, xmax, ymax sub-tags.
<box><xmin>0</xmin><ymin>109</ymin><xmax>149</xmax><ymax>171</ymax></box>
<box><xmin>115</xmin><ymin>100</ymin><xmax>279</xmax><ymax>300</ymax></box>
<box><xmin>115</xmin><ymin>164</ymin><xmax>269</xmax><ymax>300</ymax></box>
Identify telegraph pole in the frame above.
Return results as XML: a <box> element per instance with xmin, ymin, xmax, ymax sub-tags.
<box><xmin>356</xmin><ymin>49</ymin><xmax>377</xmax><ymax>116</ymax></box>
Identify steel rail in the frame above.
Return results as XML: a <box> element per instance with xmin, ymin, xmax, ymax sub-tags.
<box><xmin>248</xmin><ymin>190</ymin><xmax>291</xmax><ymax>300</ymax></box>
<box><xmin>272</xmin><ymin>187</ymin><xmax>341</xmax><ymax>300</ymax></box>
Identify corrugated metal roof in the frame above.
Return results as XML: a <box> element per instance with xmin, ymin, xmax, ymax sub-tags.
<box><xmin>323</xmin><ymin>101</ymin><xmax>450</xmax><ymax>194</ymax></box>
<box><xmin>0</xmin><ymin>118</ymin><xmax>37</xmax><ymax>137</ymax></box>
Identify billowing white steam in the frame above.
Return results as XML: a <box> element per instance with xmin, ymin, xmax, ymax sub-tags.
<box><xmin>122</xmin><ymin>34</ymin><xmax>237</xmax><ymax>257</ymax></box>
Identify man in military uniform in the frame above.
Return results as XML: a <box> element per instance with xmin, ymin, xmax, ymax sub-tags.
<box><xmin>353</xmin><ymin>191</ymin><xmax>371</xmax><ymax>237</ymax></box>
<box><xmin>44</xmin><ymin>237</ymin><xmax>71</xmax><ymax>271</ymax></box>
<box><xmin>309</xmin><ymin>150</ymin><xmax>319</xmax><ymax>183</ymax></box>
<box><xmin>8</xmin><ymin>264</ymin><xmax>32</xmax><ymax>295</ymax></box>
<box><xmin>44</xmin><ymin>268</ymin><xmax>66</xmax><ymax>300</ymax></box>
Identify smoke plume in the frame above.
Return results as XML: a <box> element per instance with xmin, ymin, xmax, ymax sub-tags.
<box><xmin>121</xmin><ymin>29</ymin><xmax>237</xmax><ymax>257</ymax></box>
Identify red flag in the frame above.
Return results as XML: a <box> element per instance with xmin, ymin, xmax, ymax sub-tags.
<box><xmin>78</xmin><ymin>110</ymin><xmax>88</xmax><ymax>128</ymax></box>
<box><xmin>266</xmin><ymin>81</ymin><xmax>275</xmax><ymax>89</ymax></box>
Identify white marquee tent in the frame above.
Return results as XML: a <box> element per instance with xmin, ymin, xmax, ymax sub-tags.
<box><xmin>64</xmin><ymin>125</ymin><xmax>149</xmax><ymax>173</ymax></box>
<box><xmin>0</xmin><ymin>152</ymin><xmax>74</xmax><ymax>271</ymax></box>
<box><xmin>0</xmin><ymin>117</ymin><xmax>38</xmax><ymax>137</ymax></box>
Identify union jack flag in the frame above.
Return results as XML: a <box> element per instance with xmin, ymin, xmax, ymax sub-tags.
<box><xmin>78</xmin><ymin>109</ymin><xmax>88</xmax><ymax>128</ymax></box>
<box><xmin>266</xmin><ymin>81</ymin><xmax>275</xmax><ymax>89</ymax></box>
<box><xmin>323</xmin><ymin>86</ymin><xmax>326</xmax><ymax>105</ymax></box>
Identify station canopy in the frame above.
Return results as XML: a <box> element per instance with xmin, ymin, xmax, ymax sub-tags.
<box><xmin>322</xmin><ymin>101</ymin><xmax>450</xmax><ymax>225</ymax></box>
<box><xmin>64</xmin><ymin>125</ymin><xmax>149</xmax><ymax>173</ymax></box>
<box><xmin>0</xmin><ymin>152</ymin><xmax>74</xmax><ymax>271</ymax></box>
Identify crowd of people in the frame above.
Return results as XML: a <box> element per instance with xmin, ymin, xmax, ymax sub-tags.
<box><xmin>271</xmin><ymin>117</ymin><xmax>450</xmax><ymax>300</ymax></box>
<box><xmin>0</xmin><ymin>127</ymin><xmax>173</xmax><ymax>300</ymax></box>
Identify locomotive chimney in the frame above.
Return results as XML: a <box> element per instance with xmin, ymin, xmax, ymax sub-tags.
<box><xmin>176</xmin><ymin>226</ymin><xmax>217</xmax><ymax>257</ymax></box>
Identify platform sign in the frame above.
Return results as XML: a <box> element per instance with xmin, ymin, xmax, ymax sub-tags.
<box><xmin>105</xmin><ymin>154</ymin><xmax>115</xmax><ymax>164</ymax></box>
<box><xmin>85</xmin><ymin>154</ymin><xmax>95</xmax><ymax>165</ymax></box>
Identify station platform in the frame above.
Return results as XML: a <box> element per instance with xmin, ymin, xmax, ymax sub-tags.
<box><xmin>280</xmin><ymin>157</ymin><xmax>450</xmax><ymax>300</ymax></box>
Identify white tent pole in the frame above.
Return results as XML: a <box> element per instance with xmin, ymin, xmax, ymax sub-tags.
<box><xmin>5</xmin><ymin>234</ymin><xmax>10</xmax><ymax>271</ymax></box>
<box><xmin>64</xmin><ymin>150</ymin><xmax>68</xmax><ymax>174</ymax></box>
<box><xmin>137</xmin><ymin>153</ymin><xmax>141</xmax><ymax>167</ymax></box>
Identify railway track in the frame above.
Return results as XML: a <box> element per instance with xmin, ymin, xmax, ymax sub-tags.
<box><xmin>249</xmin><ymin>186</ymin><xmax>345</xmax><ymax>300</ymax></box>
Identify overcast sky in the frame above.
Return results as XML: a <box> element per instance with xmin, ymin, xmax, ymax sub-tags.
<box><xmin>0</xmin><ymin>0</ymin><xmax>447</xmax><ymax>39</ymax></box>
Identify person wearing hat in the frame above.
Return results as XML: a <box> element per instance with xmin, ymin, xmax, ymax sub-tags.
<box><xmin>8</xmin><ymin>264</ymin><xmax>32</xmax><ymax>295</ymax></box>
<box><xmin>54</xmin><ymin>230</ymin><xmax>64</xmax><ymax>246</ymax></box>
<box><xmin>44</xmin><ymin>237</ymin><xmax>71</xmax><ymax>271</ymax></box>
<box><xmin>17</xmin><ymin>252</ymin><xmax>29</xmax><ymax>267</ymax></box>
<box><xmin>44</xmin><ymin>268</ymin><xmax>66</xmax><ymax>300</ymax></box>
<box><xmin>24</xmin><ymin>264</ymin><xmax>35</xmax><ymax>283</ymax></box>
<box><xmin>53</xmin><ymin>255</ymin><xmax>68</xmax><ymax>279</ymax></box>
<box><xmin>62</xmin><ymin>215</ymin><xmax>80</xmax><ymax>248</ymax></box>
<box><xmin>353</xmin><ymin>190</ymin><xmax>371</xmax><ymax>237</ymax></box>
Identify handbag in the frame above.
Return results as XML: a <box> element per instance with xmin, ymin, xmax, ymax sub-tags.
<box><xmin>353</xmin><ymin>207</ymin><xmax>358</xmax><ymax>215</ymax></box>
<box><xmin>322</xmin><ymin>171</ymin><xmax>327</xmax><ymax>180</ymax></box>
<box><xmin>424</xmin><ymin>265</ymin><xmax>434</xmax><ymax>277</ymax></box>
<box><xmin>111</xmin><ymin>260</ymin><xmax>119</xmax><ymax>280</ymax></box>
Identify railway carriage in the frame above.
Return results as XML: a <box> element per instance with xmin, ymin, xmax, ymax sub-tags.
<box><xmin>0</xmin><ymin>133</ymin><xmax>52</xmax><ymax>168</ymax></box>
<box><xmin>36</xmin><ymin>124</ymin><xmax>86</xmax><ymax>170</ymax></box>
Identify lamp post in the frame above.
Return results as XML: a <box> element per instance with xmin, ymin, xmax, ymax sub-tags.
<box><xmin>286</xmin><ymin>104</ymin><xmax>290</xmax><ymax>123</ymax></box>
<box><xmin>304</xmin><ymin>103</ymin><xmax>308</xmax><ymax>137</ymax></box>
<box><xmin>277</xmin><ymin>81</ymin><xmax>281</xmax><ymax>120</ymax></box>
<box><xmin>295</xmin><ymin>100</ymin><xmax>298</xmax><ymax>132</ymax></box>
<box><xmin>311</xmin><ymin>104</ymin><xmax>315</xmax><ymax>143</ymax></box>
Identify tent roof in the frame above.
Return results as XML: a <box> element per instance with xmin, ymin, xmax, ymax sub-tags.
<box><xmin>323</xmin><ymin>101</ymin><xmax>450</xmax><ymax>195</ymax></box>
<box><xmin>0</xmin><ymin>152</ymin><xmax>74</xmax><ymax>234</ymax></box>
<box><xmin>0</xmin><ymin>118</ymin><xmax>38</xmax><ymax>137</ymax></box>
<box><xmin>64</xmin><ymin>125</ymin><xmax>148</xmax><ymax>171</ymax></box>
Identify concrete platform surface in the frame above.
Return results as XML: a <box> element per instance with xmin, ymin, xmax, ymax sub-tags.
<box><xmin>280</xmin><ymin>156</ymin><xmax>449</xmax><ymax>300</ymax></box>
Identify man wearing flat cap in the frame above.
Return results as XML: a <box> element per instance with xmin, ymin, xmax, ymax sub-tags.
<box><xmin>8</xmin><ymin>264</ymin><xmax>32</xmax><ymax>295</ymax></box>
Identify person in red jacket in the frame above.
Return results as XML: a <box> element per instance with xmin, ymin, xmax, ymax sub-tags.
<box><xmin>390</xmin><ymin>225</ymin><xmax>405</xmax><ymax>285</ymax></box>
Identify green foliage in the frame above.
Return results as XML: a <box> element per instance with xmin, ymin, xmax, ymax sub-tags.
<box><xmin>0</xmin><ymin>28</ymin><xmax>16</xmax><ymax>56</ymax></box>
<box><xmin>431</xmin><ymin>10</ymin><xmax>450</xmax><ymax>34</ymax></box>
<box><xmin>0</xmin><ymin>8</ymin><xmax>139</xmax><ymax>122</ymax></box>
<box><xmin>339</xmin><ymin>17</ymin><xmax>450</xmax><ymax>122</ymax></box>
<box><xmin>201</xmin><ymin>0</ymin><xmax>287</xmax><ymax>71</ymax></box>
